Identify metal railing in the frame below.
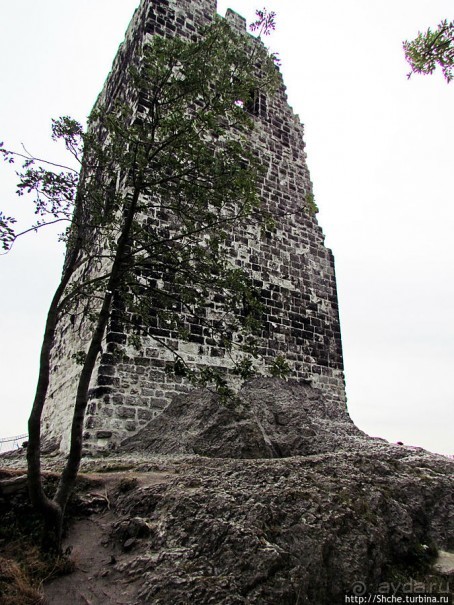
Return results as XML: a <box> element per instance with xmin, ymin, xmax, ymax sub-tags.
<box><xmin>0</xmin><ymin>433</ymin><xmax>28</xmax><ymax>454</ymax></box>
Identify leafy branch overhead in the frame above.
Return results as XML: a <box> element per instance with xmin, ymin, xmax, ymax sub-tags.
<box><xmin>0</xmin><ymin>118</ymin><xmax>83</xmax><ymax>252</ymax></box>
<box><xmin>250</xmin><ymin>8</ymin><xmax>276</xmax><ymax>37</ymax></box>
<box><xmin>249</xmin><ymin>8</ymin><xmax>280</xmax><ymax>67</ymax></box>
<box><xmin>403</xmin><ymin>19</ymin><xmax>454</xmax><ymax>83</ymax></box>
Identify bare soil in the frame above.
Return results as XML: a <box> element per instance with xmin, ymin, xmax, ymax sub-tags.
<box><xmin>44</xmin><ymin>470</ymin><xmax>174</xmax><ymax>605</ymax></box>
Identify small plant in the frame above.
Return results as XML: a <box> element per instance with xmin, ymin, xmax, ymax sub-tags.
<box><xmin>403</xmin><ymin>542</ymin><xmax>438</xmax><ymax>572</ymax></box>
<box><xmin>71</xmin><ymin>350</ymin><xmax>86</xmax><ymax>365</ymax></box>
<box><xmin>249</xmin><ymin>8</ymin><xmax>277</xmax><ymax>37</ymax></box>
<box><xmin>127</xmin><ymin>334</ymin><xmax>142</xmax><ymax>351</ymax></box>
<box><xmin>305</xmin><ymin>192</ymin><xmax>319</xmax><ymax>215</ymax></box>
<box><xmin>261</xmin><ymin>212</ymin><xmax>276</xmax><ymax>238</ymax></box>
<box><xmin>270</xmin><ymin>355</ymin><xmax>291</xmax><ymax>378</ymax></box>
<box><xmin>233</xmin><ymin>357</ymin><xmax>255</xmax><ymax>379</ymax></box>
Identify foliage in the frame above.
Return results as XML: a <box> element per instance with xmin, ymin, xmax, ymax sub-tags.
<box><xmin>0</xmin><ymin>210</ymin><xmax>17</xmax><ymax>251</ymax></box>
<box><xmin>73</xmin><ymin>15</ymin><xmax>278</xmax><ymax>378</ymax></box>
<box><xmin>305</xmin><ymin>192</ymin><xmax>319</xmax><ymax>216</ymax></box>
<box><xmin>403</xmin><ymin>19</ymin><xmax>454</xmax><ymax>83</ymax></box>
<box><xmin>270</xmin><ymin>354</ymin><xmax>291</xmax><ymax>378</ymax></box>
<box><xmin>383</xmin><ymin>541</ymin><xmax>440</xmax><ymax>592</ymax></box>
<box><xmin>2</xmin><ymin>13</ymin><xmax>282</xmax><ymax>552</ymax></box>
<box><xmin>71</xmin><ymin>351</ymin><xmax>87</xmax><ymax>366</ymax></box>
<box><xmin>0</xmin><ymin>118</ymin><xmax>83</xmax><ymax>252</ymax></box>
<box><xmin>249</xmin><ymin>8</ymin><xmax>280</xmax><ymax>67</ymax></box>
<box><xmin>250</xmin><ymin>7</ymin><xmax>276</xmax><ymax>37</ymax></box>
<box><xmin>232</xmin><ymin>356</ymin><xmax>256</xmax><ymax>379</ymax></box>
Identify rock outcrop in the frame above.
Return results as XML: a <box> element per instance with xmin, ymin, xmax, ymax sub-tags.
<box><xmin>121</xmin><ymin>379</ymin><xmax>363</xmax><ymax>458</ymax></box>
<box><xmin>1</xmin><ymin>380</ymin><xmax>452</xmax><ymax>604</ymax></box>
<box><xmin>53</xmin><ymin>379</ymin><xmax>451</xmax><ymax>604</ymax></box>
<box><xmin>42</xmin><ymin>445</ymin><xmax>453</xmax><ymax>605</ymax></box>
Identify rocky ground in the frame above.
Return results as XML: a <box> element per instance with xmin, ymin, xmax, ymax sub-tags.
<box><xmin>0</xmin><ymin>379</ymin><xmax>453</xmax><ymax>604</ymax></box>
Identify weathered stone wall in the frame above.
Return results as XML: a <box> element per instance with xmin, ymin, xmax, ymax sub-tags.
<box><xmin>42</xmin><ymin>0</ymin><xmax>346</xmax><ymax>453</ymax></box>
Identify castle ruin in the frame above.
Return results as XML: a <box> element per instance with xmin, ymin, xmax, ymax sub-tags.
<box><xmin>42</xmin><ymin>0</ymin><xmax>346</xmax><ymax>452</ymax></box>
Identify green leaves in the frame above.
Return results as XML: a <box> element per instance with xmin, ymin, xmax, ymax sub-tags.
<box><xmin>0</xmin><ymin>143</ymin><xmax>15</xmax><ymax>165</ymax></box>
<box><xmin>403</xmin><ymin>19</ymin><xmax>454</xmax><ymax>83</ymax></box>
<box><xmin>305</xmin><ymin>192</ymin><xmax>319</xmax><ymax>216</ymax></box>
<box><xmin>270</xmin><ymin>355</ymin><xmax>291</xmax><ymax>379</ymax></box>
<box><xmin>90</xmin><ymin>18</ymin><xmax>281</xmax><ymax>386</ymax></box>
<box><xmin>51</xmin><ymin>117</ymin><xmax>84</xmax><ymax>161</ymax></box>
<box><xmin>250</xmin><ymin>8</ymin><xmax>277</xmax><ymax>38</ymax></box>
<box><xmin>233</xmin><ymin>357</ymin><xmax>255</xmax><ymax>379</ymax></box>
<box><xmin>0</xmin><ymin>118</ymin><xmax>84</xmax><ymax>252</ymax></box>
<box><xmin>4</xmin><ymin>14</ymin><xmax>285</xmax><ymax>395</ymax></box>
<box><xmin>0</xmin><ymin>212</ymin><xmax>17</xmax><ymax>252</ymax></box>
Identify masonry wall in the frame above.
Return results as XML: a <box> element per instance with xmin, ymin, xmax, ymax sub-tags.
<box><xmin>42</xmin><ymin>0</ymin><xmax>346</xmax><ymax>453</ymax></box>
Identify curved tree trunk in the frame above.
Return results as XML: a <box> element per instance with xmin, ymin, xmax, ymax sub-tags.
<box><xmin>26</xmin><ymin>241</ymin><xmax>81</xmax><ymax>551</ymax></box>
<box><xmin>27</xmin><ymin>244</ymin><xmax>80</xmax><ymax>516</ymax></box>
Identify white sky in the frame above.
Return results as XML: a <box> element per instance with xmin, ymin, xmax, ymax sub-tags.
<box><xmin>0</xmin><ymin>1</ymin><xmax>452</xmax><ymax>454</ymax></box>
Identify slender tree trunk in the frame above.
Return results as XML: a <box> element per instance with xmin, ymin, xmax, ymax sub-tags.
<box><xmin>54</xmin><ymin>187</ymin><xmax>141</xmax><ymax>514</ymax></box>
<box><xmin>41</xmin><ymin>501</ymin><xmax>64</xmax><ymax>554</ymax></box>
<box><xmin>27</xmin><ymin>242</ymin><xmax>81</xmax><ymax>550</ymax></box>
<box><xmin>27</xmin><ymin>241</ymin><xmax>80</xmax><ymax>552</ymax></box>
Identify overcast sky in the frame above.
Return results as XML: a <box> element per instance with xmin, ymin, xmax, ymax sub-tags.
<box><xmin>0</xmin><ymin>1</ymin><xmax>452</xmax><ymax>454</ymax></box>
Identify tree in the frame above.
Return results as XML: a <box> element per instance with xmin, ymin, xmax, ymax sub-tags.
<box><xmin>403</xmin><ymin>19</ymin><xmax>454</xmax><ymax>83</ymax></box>
<box><xmin>0</xmin><ymin>118</ymin><xmax>81</xmax><ymax>252</ymax></box>
<box><xmin>2</xmin><ymin>12</ymin><xmax>278</xmax><ymax>552</ymax></box>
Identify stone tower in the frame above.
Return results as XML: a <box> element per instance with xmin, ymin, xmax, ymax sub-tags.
<box><xmin>42</xmin><ymin>0</ymin><xmax>346</xmax><ymax>452</ymax></box>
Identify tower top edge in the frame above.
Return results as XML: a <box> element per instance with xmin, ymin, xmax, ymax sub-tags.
<box><xmin>224</xmin><ymin>8</ymin><xmax>247</xmax><ymax>32</ymax></box>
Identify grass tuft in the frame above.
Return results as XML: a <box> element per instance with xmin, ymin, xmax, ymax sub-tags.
<box><xmin>0</xmin><ymin>555</ymin><xmax>44</xmax><ymax>605</ymax></box>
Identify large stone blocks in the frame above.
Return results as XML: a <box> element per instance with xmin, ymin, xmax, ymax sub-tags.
<box><xmin>42</xmin><ymin>0</ymin><xmax>347</xmax><ymax>452</ymax></box>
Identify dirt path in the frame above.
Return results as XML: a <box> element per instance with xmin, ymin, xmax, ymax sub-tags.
<box><xmin>44</xmin><ymin>513</ymin><xmax>134</xmax><ymax>605</ymax></box>
<box><xmin>44</xmin><ymin>470</ymin><xmax>174</xmax><ymax>605</ymax></box>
